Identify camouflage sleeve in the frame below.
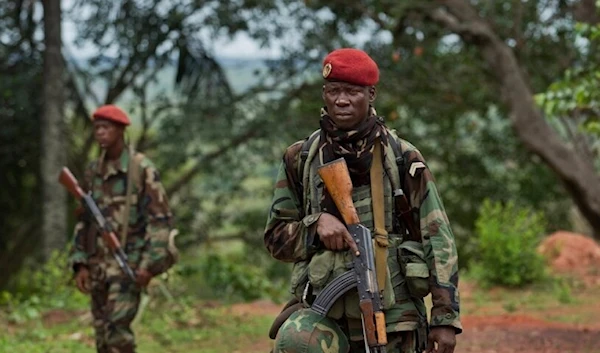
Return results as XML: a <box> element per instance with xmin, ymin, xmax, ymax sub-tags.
<box><xmin>401</xmin><ymin>142</ymin><xmax>462</xmax><ymax>333</ymax></box>
<box><xmin>67</xmin><ymin>163</ymin><xmax>95</xmax><ymax>272</ymax></box>
<box><xmin>138</xmin><ymin>158</ymin><xmax>174</xmax><ymax>276</ymax></box>
<box><xmin>264</xmin><ymin>142</ymin><xmax>322</xmax><ymax>263</ymax></box>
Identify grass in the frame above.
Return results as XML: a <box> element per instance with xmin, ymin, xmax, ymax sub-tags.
<box><xmin>460</xmin><ymin>274</ymin><xmax>600</xmax><ymax>327</ymax></box>
<box><xmin>0</xmin><ymin>298</ymin><xmax>276</xmax><ymax>353</ymax></box>
<box><xmin>2</xmin><ymin>265</ymin><xmax>599</xmax><ymax>353</ymax></box>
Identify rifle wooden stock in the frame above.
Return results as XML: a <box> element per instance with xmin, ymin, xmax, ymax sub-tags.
<box><xmin>58</xmin><ymin>167</ymin><xmax>85</xmax><ymax>199</ymax></box>
<box><xmin>375</xmin><ymin>312</ymin><xmax>387</xmax><ymax>345</ymax></box>
<box><xmin>318</xmin><ymin>158</ymin><xmax>360</xmax><ymax>225</ymax></box>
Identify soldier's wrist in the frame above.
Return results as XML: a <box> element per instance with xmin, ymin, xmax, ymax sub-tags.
<box><xmin>304</xmin><ymin>213</ymin><xmax>324</xmax><ymax>257</ymax></box>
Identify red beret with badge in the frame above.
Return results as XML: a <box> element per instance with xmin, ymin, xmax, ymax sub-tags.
<box><xmin>92</xmin><ymin>105</ymin><xmax>131</xmax><ymax>126</ymax></box>
<box><xmin>322</xmin><ymin>48</ymin><xmax>379</xmax><ymax>86</ymax></box>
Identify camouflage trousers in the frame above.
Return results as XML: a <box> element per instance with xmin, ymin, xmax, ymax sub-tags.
<box><xmin>90</xmin><ymin>269</ymin><xmax>141</xmax><ymax>353</ymax></box>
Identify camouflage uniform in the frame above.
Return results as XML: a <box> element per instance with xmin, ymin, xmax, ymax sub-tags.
<box><xmin>265</xmin><ymin>110</ymin><xmax>462</xmax><ymax>353</ymax></box>
<box><xmin>69</xmin><ymin>148</ymin><xmax>173</xmax><ymax>353</ymax></box>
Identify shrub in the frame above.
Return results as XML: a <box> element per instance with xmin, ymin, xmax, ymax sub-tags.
<box><xmin>200</xmin><ymin>253</ymin><xmax>287</xmax><ymax>302</ymax></box>
<box><xmin>0</xmin><ymin>249</ymin><xmax>87</xmax><ymax>323</ymax></box>
<box><xmin>471</xmin><ymin>199</ymin><xmax>547</xmax><ymax>287</ymax></box>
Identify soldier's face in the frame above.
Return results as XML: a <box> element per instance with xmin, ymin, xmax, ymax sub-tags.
<box><xmin>93</xmin><ymin>119</ymin><xmax>124</xmax><ymax>149</ymax></box>
<box><xmin>322</xmin><ymin>82</ymin><xmax>376</xmax><ymax>130</ymax></box>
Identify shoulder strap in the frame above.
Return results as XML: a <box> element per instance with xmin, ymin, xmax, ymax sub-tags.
<box><xmin>130</xmin><ymin>151</ymin><xmax>146</xmax><ymax>192</ymax></box>
<box><xmin>120</xmin><ymin>146</ymin><xmax>145</xmax><ymax>245</ymax></box>
<box><xmin>371</xmin><ymin>140</ymin><xmax>389</xmax><ymax>292</ymax></box>
<box><xmin>387</xmin><ymin>133</ymin><xmax>422</xmax><ymax>242</ymax></box>
<box><xmin>298</xmin><ymin>130</ymin><xmax>321</xmax><ymax>216</ymax></box>
<box><xmin>298</xmin><ymin>129</ymin><xmax>321</xmax><ymax>179</ymax></box>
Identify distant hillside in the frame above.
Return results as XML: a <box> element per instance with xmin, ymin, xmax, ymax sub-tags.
<box><xmin>68</xmin><ymin>55</ymin><xmax>269</xmax><ymax>97</ymax></box>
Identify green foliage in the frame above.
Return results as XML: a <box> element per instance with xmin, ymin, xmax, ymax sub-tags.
<box><xmin>0</xmin><ymin>297</ymin><xmax>275</xmax><ymax>353</ymax></box>
<box><xmin>535</xmin><ymin>22</ymin><xmax>600</xmax><ymax>146</ymax></box>
<box><xmin>198</xmin><ymin>252</ymin><xmax>288</xmax><ymax>302</ymax></box>
<box><xmin>553</xmin><ymin>278</ymin><xmax>574</xmax><ymax>304</ymax></box>
<box><xmin>471</xmin><ymin>199</ymin><xmax>548</xmax><ymax>288</ymax></box>
<box><xmin>0</xmin><ymin>250</ymin><xmax>87</xmax><ymax>323</ymax></box>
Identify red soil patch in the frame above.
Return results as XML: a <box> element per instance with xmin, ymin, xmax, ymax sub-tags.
<box><xmin>42</xmin><ymin>308</ymin><xmax>88</xmax><ymax>326</ymax></box>
<box><xmin>228</xmin><ymin>299</ymin><xmax>284</xmax><ymax>317</ymax></box>
<box><xmin>457</xmin><ymin>326</ymin><xmax>600</xmax><ymax>353</ymax></box>
<box><xmin>538</xmin><ymin>231</ymin><xmax>600</xmax><ymax>286</ymax></box>
<box><xmin>463</xmin><ymin>314</ymin><xmax>578</xmax><ymax>330</ymax></box>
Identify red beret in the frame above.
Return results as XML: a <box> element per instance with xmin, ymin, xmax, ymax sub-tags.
<box><xmin>322</xmin><ymin>48</ymin><xmax>379</xmax><ymax>86</ymax></box>
<box><xmin>92</xmin><ymin>105</ymin><xmax>130</xmax><ymax>126</ymax></box>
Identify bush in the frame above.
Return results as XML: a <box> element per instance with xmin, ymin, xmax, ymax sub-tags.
<box><xmin>199</xmin><ymin>252</ymin><xmax>287</xmax><ymax>302</ymax></box>
<box><xmin>471</xmin><ymin>199</ymin><xmax>548</xmax><ymax>287</ymax></box>
<box><xmin>0</xmin><ymin>249</ymin><xmax>87</xmax><ymax>323</ymax></box>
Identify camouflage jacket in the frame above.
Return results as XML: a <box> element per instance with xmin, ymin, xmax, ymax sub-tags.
<box><xmin>68</xmin><ymin>147</ymin><xmax>173</xmax><ymax>278</ymax></box>
<box><xmin>264</xmin><ymin>128</ymin><xmax>462</xmax><ymax>333</ymax></box>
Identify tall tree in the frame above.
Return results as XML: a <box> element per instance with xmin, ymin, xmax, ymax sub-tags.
<box><xmin>428</xmin><ymin>0</ymin><xmax>600</xmax><ymax>237</ymax></box>
<box><xmin>41</xmin><ymin>0</ymin><xmax>66</xmax><ymax>258</ymax></box>
<box><xmin>0</xmin><ymin>0</ymin><xmax>44</xmax><ymax>289</ymax></box>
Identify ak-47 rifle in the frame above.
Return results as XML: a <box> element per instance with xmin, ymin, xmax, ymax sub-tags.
<box><xmin>58</xmin><ymin>167</ymin><xmax>136</xmax><ymax>282</ymax></box>
<box><xmin>312</xmin><ymin>158</ymin><xmax>388</xmax><ymax>353</ymax></box>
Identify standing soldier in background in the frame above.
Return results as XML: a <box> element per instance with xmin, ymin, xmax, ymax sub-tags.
<box><xmin>264</xmin><ymin>48</ymin><xmax>461</xmax><ymax>353</ymax></box>
<box><xmin>68</xmin><ymin>105</ymin><xmax>175</xmax><ymax>353</ymax></box>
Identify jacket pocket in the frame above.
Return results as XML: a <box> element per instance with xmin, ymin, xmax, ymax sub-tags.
<box><xmin>290</xmin><ymin>260</ymin><xmax>309</xmax><ymax>300</ymax></box>
<box><xmin>398</xmin><ymin>240</ymin><xmax>430</xmax><ymax>298</ymax></box>
<box><xmin>308</xmin><ymin>250</ymin><xmax>336</xmax><ymax>289</ymax></box>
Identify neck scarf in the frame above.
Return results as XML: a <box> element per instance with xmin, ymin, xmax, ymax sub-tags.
<box><xmin>317</xmin><ymin>106</ymin><xmax>390</xmax><ymax>221</ymax></box>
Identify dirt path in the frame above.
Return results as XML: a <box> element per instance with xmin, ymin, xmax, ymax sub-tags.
<box><xmin>458</xmin><ymin>315</ymin><xmax>600</xmax><ymax>353</ymax></box>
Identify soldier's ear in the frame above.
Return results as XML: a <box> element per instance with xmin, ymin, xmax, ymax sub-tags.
<box><xmin>369</xmin><ymin>86</ymin><xmax>376</xmax><ymax>103</ymax></box>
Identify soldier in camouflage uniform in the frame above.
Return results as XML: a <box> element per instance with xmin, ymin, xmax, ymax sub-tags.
<box><xmin>265</xmin><ymin>48</ymin><xmax>462</xmax><ymax>353</ymax></box>
<box><xmin>69</xmin><ymin>104</ymin><xmax>174</xmax><ymax>353</ymax></box>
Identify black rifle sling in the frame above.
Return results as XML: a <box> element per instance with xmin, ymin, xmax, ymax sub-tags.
<box><xmin>387</xmin><ymin>134</ymin><xmax>406</xmax><ymax>190</ymax></box>
<box><xmin>388</xmin><ymin>136</ymin><xmax>421</xmax><ymax>242</ymax></box>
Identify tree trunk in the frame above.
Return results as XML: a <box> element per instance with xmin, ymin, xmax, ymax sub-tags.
<box><xmin>41</xmin><ymin>0</ymin><xmax>67</xmax><ymax>259</ymax></box>
<box><xmin>431</xmin><ymin>0</ymin><xmax>600</xmax><ymax>239</ymax></box>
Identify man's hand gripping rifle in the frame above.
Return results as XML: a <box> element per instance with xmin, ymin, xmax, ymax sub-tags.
<box><xmin>58</xmin><ymin>167</ymin><xmax>136</xmax><ymax>282</ymax></box>
<box><xmin>311</xmin><ymin>158</ymin><xmax>388</xmax><ymax>353</ymax></box>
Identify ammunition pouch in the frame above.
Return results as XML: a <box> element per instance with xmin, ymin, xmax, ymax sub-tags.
<box><xmin>290</xmin><ymin>260</ymin><xmax>309</xmax><ymax>300</ymax></box>
<box><xmin>306</xmin><ymin>249</ymin><xmax>395</xmax><ymax>320</ymax></box>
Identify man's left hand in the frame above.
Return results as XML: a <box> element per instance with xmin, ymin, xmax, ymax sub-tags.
<box><xmin>426</xmin><ymin>326</ymin><xmax>456</xmax><ymax>353</ymax></box>
<box><xmin>135</xmin><ymin>269</ymin><xmax>153</xmax><ymax>287</ymax></box>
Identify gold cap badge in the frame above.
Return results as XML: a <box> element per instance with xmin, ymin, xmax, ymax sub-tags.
<box><xmin>322</xmin><ymin>63</ymin><xmax>332</xmax><ymax>78</ymax></box>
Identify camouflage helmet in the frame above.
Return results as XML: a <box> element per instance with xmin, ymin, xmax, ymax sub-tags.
<box><xmin>274</xmin><ymin>308</ymin><xmax>349</xmax><ymax>353</ymax></box>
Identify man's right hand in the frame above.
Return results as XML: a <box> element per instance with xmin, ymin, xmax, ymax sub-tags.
<box><xmin>75</xmin><ymin>266</ymin><xmax>91</xmax><ymax>294</ymax></box>
<box><xmin>316</xmin><ymin>213</ymin><xmax>359</xmax><ymax>255</ymax></box>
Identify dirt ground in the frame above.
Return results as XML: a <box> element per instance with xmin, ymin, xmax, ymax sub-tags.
<box><xmin>457</xmin><ymin>315</ymin><xmax>600</xmax><ymax>353</ymax></box>
<box><xmin>230</xmin><ymin>299</ymin><xmax>600</xmax><ymax>353</ymax></box>
<box><xmin>232</xmin><ymin>231</ymin><xmax>600</xmax><ymax>353</ymax></box>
